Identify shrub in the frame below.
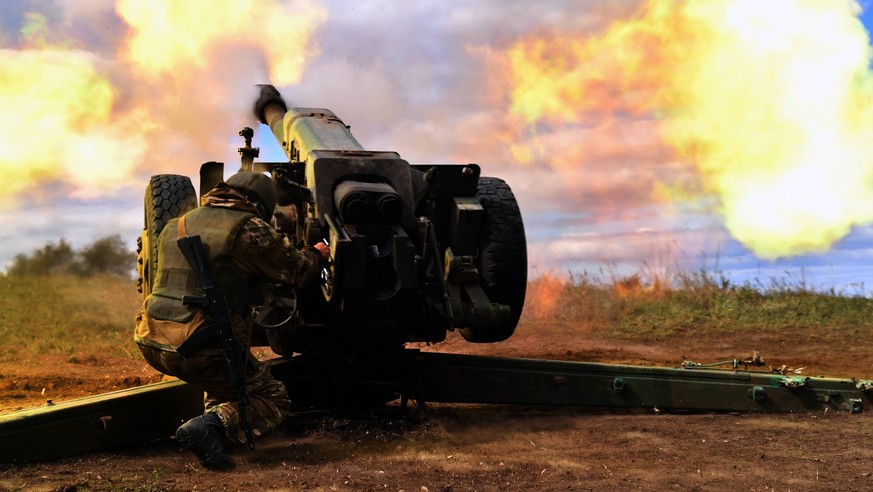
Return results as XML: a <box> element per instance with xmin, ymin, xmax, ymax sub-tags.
<box><xmin>7</xmin><ymin>235</ymin><xmax>134</xmax><ymax>278</ymax></box>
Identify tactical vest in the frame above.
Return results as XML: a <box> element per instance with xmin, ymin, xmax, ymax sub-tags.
<box><xmin>146</xmin><ymin>206</ymin><xmax>255</xmax><ymax>323</ymax></box>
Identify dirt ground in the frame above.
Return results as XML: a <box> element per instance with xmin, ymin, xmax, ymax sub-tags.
<box><xmin>1</xmin><ymin>320</ymin><xmax>872</xmax><ymax>491</ymax></box>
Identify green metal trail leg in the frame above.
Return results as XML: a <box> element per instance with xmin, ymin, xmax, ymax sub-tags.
<box><xmin>0</xmin><ymin>379</ymin><xmax>203</xmax><ymax>462</ymax></box>
<box><xmin>2</xmin><ymin>351</ymin><xmax>871</xmax><ymax>463</ymax></box>
<box><xmin>411</xmin><ymin>352</ymin><xmax>872</xmax><ymax>413</ymax></box>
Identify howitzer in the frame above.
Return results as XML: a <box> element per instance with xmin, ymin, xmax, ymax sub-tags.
<box><xmin>138</xmin><ymin>84</ymin><xmax>527</xmax><ymax>355</ymax></box>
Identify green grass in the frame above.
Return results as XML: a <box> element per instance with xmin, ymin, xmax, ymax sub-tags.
<box><xmin>2</xmin><ymin>269</ymin><xmax>872</xmax><ymax>364</ymax></box>
<box><xmin>524</xmin><ymin>269</ymin><xmax>873</xmax><ymax>340</ymax></box>
<box><xmin>0</xmin><ymin>274</ymin><xmax>142</xmax><ymax>362</ymax></box>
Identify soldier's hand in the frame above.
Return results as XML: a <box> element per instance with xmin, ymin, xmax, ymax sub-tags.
<box><xmin>313</xmin><ymin>242</ymin><xmax>330</xmax><ymax>260</ymax></box>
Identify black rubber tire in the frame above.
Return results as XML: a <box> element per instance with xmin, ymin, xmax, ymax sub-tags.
<box><xmin>460</xmin><ymin>177</ymin><xmax>527</xmax><ymax>343</ymax></box>
<box><xmin>140</xmin><ymin>174</ymin><xmax>197</xmax><ymax>296</ymax></box>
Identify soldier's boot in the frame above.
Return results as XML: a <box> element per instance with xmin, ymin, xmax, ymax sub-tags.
<box><xmin>175</xmin><ymin>413</ymin><xmax>236</xmax><ymax>471</ymax></box>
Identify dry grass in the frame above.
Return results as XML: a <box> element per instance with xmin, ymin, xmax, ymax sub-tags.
<box><xmin>2</xmin><ymin>269</ymin><xmax>872</xmax><ymax>364</ymax></box>
<box><xmin>0</xmin><ymin>274</ymin><xmax>142</xmax><ymax>362</ymax></box>
<box><xmin>524</xmin><ymin>269</ymin><xmax>873</xmax><ymax>340</ymax></box>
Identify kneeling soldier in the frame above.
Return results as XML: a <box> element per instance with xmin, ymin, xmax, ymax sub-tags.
<box><xmin>134</xmin><ymin>171</ymin><xmax>328</xmax><ymax>470</ymax></box>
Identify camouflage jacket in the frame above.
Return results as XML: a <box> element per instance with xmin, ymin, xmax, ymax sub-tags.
<box><xmin>135</xmin><ymin>184</ymin><xmax>322</xmax><ymax>351</ymax></box>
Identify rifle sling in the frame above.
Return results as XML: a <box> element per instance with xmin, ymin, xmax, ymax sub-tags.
<box><xmin>177</xmin><ymin>214</ymin><xmax>189</xmax><ymax>238</ymax></box>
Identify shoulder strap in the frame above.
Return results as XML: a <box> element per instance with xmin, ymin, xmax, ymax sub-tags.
<box><xmin>177</xmin><ymin>214</ymin><xmax>189</xmax><ymax>238</ymax></box>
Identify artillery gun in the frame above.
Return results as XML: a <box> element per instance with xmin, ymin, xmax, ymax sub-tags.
<box><xmin>1</xmin><ymin>87</ymin><xmax>871</xmax><ymax>462</ymax></box>
<box><xmin>136</xmin><ymin>84</ymin><xmax>527</xmax><ymax>355</ymax></box>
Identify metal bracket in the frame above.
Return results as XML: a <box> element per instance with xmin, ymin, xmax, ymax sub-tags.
<box><xmin>748</xmin><ymin>386</ymin><xmax>767</xmax><ymax>402</ymax></box>
<box><xmin>444</xmin><ymin>248</ymin><xmax>511</xmax><ymax>330</ymax></box>
<box><xmin>777</xmin><ymin>376</ymin><xmax>808</xmax><ymax>389</ymax></box>
<box><xmin>845</xmin><ymin>399</ymin><xmax>864</xmax><ymax>414</ymax></box>
<box><xmin>611</xmin><ymin>377</ymin><xmax>627</xmax><ymax>394</ymax></box>
<box><xmin>95</xmin><ymin>415</ymin><xmax>113</xmax><ymax>434</ymax></box>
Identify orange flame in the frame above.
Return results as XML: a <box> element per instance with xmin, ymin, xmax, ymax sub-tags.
<box><xmin>506</xmin><ymin>0</ymin><xmax>873</xmax><ymax>258</ymax></box>
<box><xmin>525</xmin><ymin>272</ymin><xmax>565</xmax><ymax>320</ymax></box>
<box><xmin>116</xmin><ymin>0</ymin><xmax>326</xmax><ymax>85</ymax></box>
<box><xmin>0</xmin><ymin>43</ymin><xmax>147</xmax><ymax>206</ymax></box>
<box><xmin>1</xmin><ymin>52</ymin><xmax>93</xmax><ymax>197</ymax></box>
<box><xmin>0</xmin><ymin>1</ymin><xmax>327</xmax><ymax>208</ymax></box>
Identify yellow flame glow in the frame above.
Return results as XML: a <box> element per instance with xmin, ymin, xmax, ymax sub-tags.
<box><xmin>0</xmin><ymin>49</ymin><xmax>144</xmax><ymax>205</ymax></box>
<box><xmin>0</xmin><ymin>0</ymin><xmax>327</xmax><ymax>207</ymax></box>
<box><xmin>116</xmin><ymin>0</ymin><xmax>327</xmax><ymax>85</ymax></box>
<box><xmin>507</xmin><ymin>0</ymin><xmax>873</xmax><ymax>258</ymax></box>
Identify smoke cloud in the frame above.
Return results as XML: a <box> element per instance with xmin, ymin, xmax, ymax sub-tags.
<box><xmin>0</xmin><ymin>0</ymin><xmax>326</xmax><ymax>208</ymax></box>
<box><xmin>1</xmin><ymin>0</ymin><xmax>872</xmax><ymax>286</ymax></box>
<box><xmin>503</xmin><ymin>0</ymin><xmax>873</xmax><ymax>259</ymax></box>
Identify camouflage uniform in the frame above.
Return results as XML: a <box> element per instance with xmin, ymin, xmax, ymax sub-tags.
<box><xmin>135</xmin><ymin>184</ymin><xmax>321</xmax><ymax>444</ymax></box>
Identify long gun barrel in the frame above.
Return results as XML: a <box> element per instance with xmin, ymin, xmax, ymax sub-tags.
<box><xmin>254</xmin><ymin>84</ymin><xmax>364</xmax><ymax>162</ymax></box>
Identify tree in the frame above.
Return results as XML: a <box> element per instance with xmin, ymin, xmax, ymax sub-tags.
<box><xmin>76</xmin><ymin>235</ymin><xmax>134</xmax><ymax>277</ymax></box>
<box><xmin>8</xmin><ymin>239</ymin><xmax>75</xmax><ymax>276</ymax></box>
<box><xmin>7</xmin><ymin>236</ymin><xmax>134</xmax><ymax>278</ymax></box>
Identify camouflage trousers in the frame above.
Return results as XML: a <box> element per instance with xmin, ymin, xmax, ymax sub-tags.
<box><xmin>138</xmin><ymin>344</ymin><xmax>294</xmax><ymax>444</ymax></box>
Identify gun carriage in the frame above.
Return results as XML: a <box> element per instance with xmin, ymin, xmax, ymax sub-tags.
<box><xmin>138</xmin><ymin>85</ymin><xmax>527</xmax><ymax>356</ymax></box>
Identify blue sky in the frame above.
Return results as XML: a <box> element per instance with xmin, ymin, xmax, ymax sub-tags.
<box><xmin>862</xmin><ymin>1</ymin><xmax>873</xmax><ymax>31</ymax></box>
<box><xmin>2</xmin><ymin>0</ymin><xmax>873</xmax><ymax>295</ymax></box>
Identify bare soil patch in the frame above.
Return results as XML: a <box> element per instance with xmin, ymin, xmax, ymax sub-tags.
<box><xmin>2</xmin><ymin>320</ymin><xmax>872</xmax><ymax>491</ymax></box>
